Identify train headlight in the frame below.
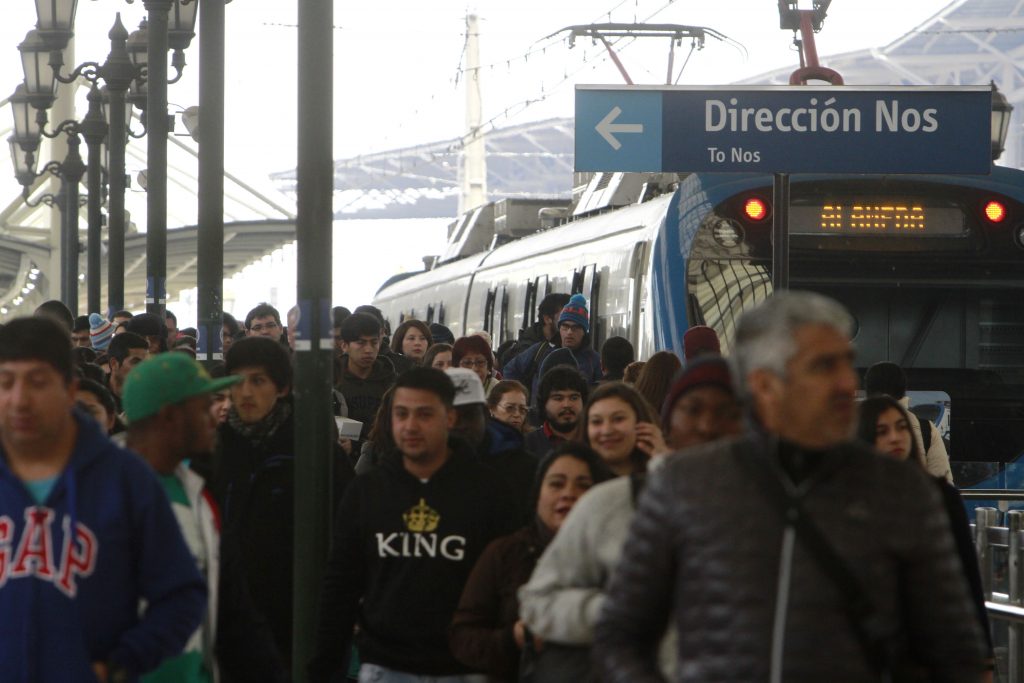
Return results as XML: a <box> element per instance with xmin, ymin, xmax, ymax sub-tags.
<box><xmin>712</xmin><ymin>218</ymin><xmax>744</xmax><ymax>248</ymax></box>
<box><xmin>1015</xmin><ymin>224</ymin><xmax>1024</xmax><ymax>249</ymax></box>
<box><xmin>983</xmin><ymin>200</ymin><xmax>1007</xmax><ymax>223</ymax></box>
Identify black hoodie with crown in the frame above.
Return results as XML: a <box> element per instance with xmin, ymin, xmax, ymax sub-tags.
<box><xmin>309</xmin><ymin>438</ymin><xmax>518</xmax><ymax>680</ymax></box>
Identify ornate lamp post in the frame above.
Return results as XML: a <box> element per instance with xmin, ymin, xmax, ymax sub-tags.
<box><xmin>136</xmin><ymin>0</ymin><xmax>197</xmax><ymax>317</ymax></box>
<box><xmin>101</xmin><ymin>15</ymin><xmax>140</xmax><ymax>314</ymax></box>
<box><xmin>79</xmin><ymin>86</ymin><xmax>107</xmax><ymax>314</ymax></box>
<box><xmin>8</xmin><ymin>130</ymin><xmax>86</xmax><ymax>313</ymax></box>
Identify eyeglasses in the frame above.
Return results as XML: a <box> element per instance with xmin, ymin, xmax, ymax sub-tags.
<box><xmin>250</xmin><ymin>322</ymin><xmax>279</xmax><ymax>333</ymax></box>
<box><xmin>459</xmin><ymin>359</ymin><xmax>489</xmax><ymax>369</ymax></box>
<box><xmin>498</xmin><ymin>404</ymin><xmax>529</xmax><ymax>416</ymax></box>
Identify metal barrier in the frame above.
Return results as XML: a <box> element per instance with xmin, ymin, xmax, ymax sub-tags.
<box><xmin>974</xmin><ymin>504</ymin><xmax>1024</xmax><ymax>681</ymax></box>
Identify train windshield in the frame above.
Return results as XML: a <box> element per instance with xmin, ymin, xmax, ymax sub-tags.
<box><xmin>683</xmin><ymin>174</ymin><xmax>1024</xmax><ymax>471</ymax></box>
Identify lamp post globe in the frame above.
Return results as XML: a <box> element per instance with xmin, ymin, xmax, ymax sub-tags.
<box><xmin>168</xmin><ymin>0</ymin><xmax>198</xmax><ymax>51</ymax></box>
<box><xmin>991</xmin><ymin>82</ymin><xmax>1014</xmax><ymax>161</ymax></box>
<box><xmin>34</xmin><ymin>0</ymin><xmax>79</xmax><ymax>51</ymax></box>
<box><xmin>18</xmin><ymin>30</ymin><xmax>58</xmax><ymax>110</ymax></box>
<box><xmin>8</xmin><ymin>85</ymin><xmax>42</xmax><ymax>154</ymax></box>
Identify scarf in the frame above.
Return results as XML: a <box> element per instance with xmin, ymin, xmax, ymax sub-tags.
<box><xmin>227</xmin><ymin>400</ymin><xmax>293</xmax><ymax>448</ymax></box>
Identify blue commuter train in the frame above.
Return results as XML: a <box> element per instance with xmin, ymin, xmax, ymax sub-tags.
<box><xmin>373</xmin><ymin>167</ymin><xmax>1024</xmax><ymax>471</ymax></box>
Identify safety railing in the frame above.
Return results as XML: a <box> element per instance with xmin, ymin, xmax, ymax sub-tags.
<box><xmin>973</xmin><ymin>502</ymin><xmax>1024</xmax><ymax>682</ymax></box>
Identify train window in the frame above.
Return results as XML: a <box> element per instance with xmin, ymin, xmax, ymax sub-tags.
<box><xmin>571</xmin><ymin>269</ymin><xmax>585</xmax><ymax>294</ymax></box>
<box><xmin>483</xmin><ymin>288</ymin><xmax>497</xmax><ymax>334</ymax></box>
<box><xmin>583</xmin><ymin>265</ymin><xmax>601</xmax><ymax>345</ymax></box>
<box><xmin>438</xmin><ymin>302</ymin><xmax>446</xmax><ymax>325</ymax></box>
<box><xmin>426</xmin><ymin>304</ymin><xmax>435</xmax><ymax>324</ymax></box>
<box><xmin>523</xmin><ymin>279</ymin><xmax>537</xmax><ymax>327</ymax></box>
<box><xmin>500</xmin><ymin>286</ymin><xmax>510</xmax><ymax>344</ymax></box>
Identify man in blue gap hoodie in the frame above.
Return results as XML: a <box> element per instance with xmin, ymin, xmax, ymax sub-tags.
<box><xmin>0</xmin><ymin>316</ymin><xmax>207</xmax><ymax>682</ymax></box>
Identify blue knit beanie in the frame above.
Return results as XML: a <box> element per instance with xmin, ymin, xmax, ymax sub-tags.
<box><xmin>558</xmin><ymin>294</ymin><xmax>590</xmax><ymax>334</ymax></box>
<box><xmin>88</xmin><ymin>313</ymin><xmax>114</xmax><ymax>351</ymax></box>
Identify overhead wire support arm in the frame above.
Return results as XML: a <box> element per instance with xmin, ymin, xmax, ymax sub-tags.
<box><xmin>547</xmin><ymin>23</ymin><xmax>747</xmax><ymax>86</ymax></box>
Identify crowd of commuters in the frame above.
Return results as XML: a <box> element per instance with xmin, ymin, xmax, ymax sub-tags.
<box><xmin>0</xmin><ymin>289</ymin><xmax>992</xmax><ymax>682</ymax></box>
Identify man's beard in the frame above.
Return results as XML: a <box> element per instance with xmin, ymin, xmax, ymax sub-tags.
<box><xmin>549</xmin><ymin>411</ymin><xmax>577</xmax><ymax>434</ymax></box>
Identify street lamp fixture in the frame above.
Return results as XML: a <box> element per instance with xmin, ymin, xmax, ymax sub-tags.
<box><xmin>167</xmin><ymin>0</ymin><xmax>198</xmax><ymax>83</ymax></box>
<box><xmin>8</xmin><ymin>85</ymin><xmax>42</xmax><ymax>156</ymax></box>
<box><xmin>126</xmin><ymin>19</ymin><xmax>149</xmax><ymax>112</ymax></box>
<box><xmin>992</xmin><ymin>82</ymin><xmax>1014</xmax><ymax>161</ymax></box>
<box><xmin>34</xmin><ymin>0</ymin><xmax>79</xmax><ymax>52</ymax></box>
<box><xmin>18</xmin><ymin>30</ymin><xmax>58</xmax><ymax>112</ymax></box>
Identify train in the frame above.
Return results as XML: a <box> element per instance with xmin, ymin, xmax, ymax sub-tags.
<box><xmin>373</xmin><ymin>167</ymin><xmax>1024</xmax><ymax>471</ymax></box>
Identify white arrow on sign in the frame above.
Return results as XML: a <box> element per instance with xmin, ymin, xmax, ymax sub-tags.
<box><xmin>596</xmin><ymin>106</ymin><xmax>644</xmax><ymax>150</ymax></box>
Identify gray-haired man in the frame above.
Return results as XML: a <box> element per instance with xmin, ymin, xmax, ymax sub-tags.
<box><xmin>594</xmin><ymin>291</ymin><xmax>988</xmax><ymax>683</ymax></box>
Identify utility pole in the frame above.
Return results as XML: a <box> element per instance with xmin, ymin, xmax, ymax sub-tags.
<box><xmin>458</xmin><ymin>14</ymin><xmax>487</xmax><ymax>215</ymax></box>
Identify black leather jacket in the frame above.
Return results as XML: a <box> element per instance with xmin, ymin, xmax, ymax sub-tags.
<box><xmin>594</xmin><ymin>434</ymin><xmax>988</xmax><ymax>683</ymax></box>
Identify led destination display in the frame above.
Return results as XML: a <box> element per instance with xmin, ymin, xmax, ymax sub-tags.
<box><xmin>790</xmin><ymin>199</ymin><xmax>965</xmax><ymax>236</ymax></box>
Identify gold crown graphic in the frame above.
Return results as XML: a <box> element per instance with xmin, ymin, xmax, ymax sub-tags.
<box><xmin>403</xmin><ymin>498</ymin><xmax>440</xmax><ymax>533</ymax></box>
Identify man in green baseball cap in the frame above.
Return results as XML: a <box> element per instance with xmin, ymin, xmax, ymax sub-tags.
<box><xmin>122</xmin><ymin>354</ymin><xmax>286</xmax><ymax>682</ymax></box>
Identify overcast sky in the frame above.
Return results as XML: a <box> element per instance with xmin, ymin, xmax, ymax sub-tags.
<box><xmin>2</xmin><ymin>0</ymin><xmax>955</xmax><ymax>181</ymax></box>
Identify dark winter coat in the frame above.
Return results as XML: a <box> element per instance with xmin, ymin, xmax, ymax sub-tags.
<box><xmin>212</xmin><ymin>411</ymin><xmax>354</xmax><ymax>665</ymax></box>
<box><xmin>449</xmin><ymin>523</ymin><xmax>551</xmax><ymax>682</ymax></box>
<box><xmin>498</xmin><ymin>322</ymin><xmax>548</xmax><ymax>369</ymax></box>
<box><xmin>594</xmin><ymin>434</ymin><xmax>989</xmax><ymax>683</ymax></box>
<box><xmin>482</xmin><ymin>418</ymin><xmax>541</xmax><ymax>526</ymax></box>
<box><xmin>523</xmin><ymin>423</ymin><xmax>569</xmax><ymax>460</ymax></box>
<box><xmin>308</xmin><ymin>439</ymin><xmax>519</xmax><ymax>681</ymax></box>
<box><xmin>335</xmin><ymin>354</ymin><xmax>397</xmax><ymax>441</ymax></box>
<box><xmin>504</xmin><ymin>340</ymin><xmax>602</xmax><ymax>400</ymax></box>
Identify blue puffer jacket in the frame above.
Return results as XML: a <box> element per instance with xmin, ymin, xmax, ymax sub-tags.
<box><xmin>0</xmin><ymin>409</ymin><xmax>207</xmax><ymax>682</ymax></box>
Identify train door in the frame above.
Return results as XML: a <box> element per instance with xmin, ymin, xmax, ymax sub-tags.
<box><xmin>628</xmin><ymin>241</ymin><xmax>650</xmax><ymax>354</ymax></box>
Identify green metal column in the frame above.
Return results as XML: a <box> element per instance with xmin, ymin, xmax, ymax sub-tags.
<box><xmin>196</xmin><ymin>0</ymin><xmax>225</xmax><ymax>365</ymax></box>
<box><xmin>293</xmin><ymin>0</ymin><xmax>335</xmax><ymax>678</ymax></box>
<box><xmin>82</xmin><ymin>86</ymin><xmax>107</xmax><ymax>315</ymax></box>
<box><xmin>60</xmin><ymin>134</ymin><xmax>85</xmax><ymax>314</ymax></box>
<box><xmin>101</xmin><ymin>16</ymin><xmax>134</xmax><ymax>315</ymax></box>
<box><xmin>143</xmin><ymin>0</ymin><xmax>171</xmax><ymax>318</ymax></box>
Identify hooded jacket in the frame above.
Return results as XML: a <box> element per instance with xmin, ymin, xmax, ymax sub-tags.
<box><xmin>0</xmin><ymin>409</ymin><xmax>207</xmax><ymax>682</ymax></box>
<box><xmin>309</xmin><ymin>439</ymin><xmax>519</xmax><ymax>681</ymax></box>
<box><xmin>335</xmin><ymin>354</ymin><xmax>397</xmax><ymax>441</ymax></box>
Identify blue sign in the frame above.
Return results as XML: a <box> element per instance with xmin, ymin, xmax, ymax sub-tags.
<box><xmin>575</xmin><ymin>85</ymin><xmax>993</xmax><ymax>174</ymax></box>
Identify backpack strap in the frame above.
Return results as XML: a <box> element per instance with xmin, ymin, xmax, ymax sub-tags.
<box><xmin>731</xmin><ymin>443</ymin><xmax>894</xmax><ymax>678</ymax></box>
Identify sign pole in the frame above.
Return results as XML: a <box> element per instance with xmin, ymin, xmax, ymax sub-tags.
<box><xmin>293</xmin><ymin>0</ymin><xmax>335</xmax><ymax>677</ymax></box>
<box><xmin>772</xmin><ymin>172</ymin><xmax>790</xmax><ymax>291</ymax></box>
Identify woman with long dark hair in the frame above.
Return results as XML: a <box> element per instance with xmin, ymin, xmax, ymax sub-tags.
<box><xmin>857</xmin><ymin>395</ymin><xmax>995</xmax><ymax>679</ymax></box>
<box><xmin>518</xmin><ymin>382</ymin><xmax>669</xmax><ymax>681</ymax></box>
<box><xmin>632</xmin><ymin>351</ymin><xmax>681</xmax><ymax>421</ymax></box>
<box><xmin>450</xmin><ymin>444</ymin><xmax>611</xmax><ymax>682</ymax></box>
<box><xmin>390</xmin><ymin>319</ymin><xmax>432</xmax><ymax>365</ymax></box>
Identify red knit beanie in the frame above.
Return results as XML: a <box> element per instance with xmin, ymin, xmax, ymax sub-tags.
<box><xmin>660</xmin><ymin>355</ymin><xmax>734</xmax><ymax>431</ymax></box>
<box><xmin>683</xmin><ymin>325</ymin><xmax>721</xmax><ymax>361</ymax></box>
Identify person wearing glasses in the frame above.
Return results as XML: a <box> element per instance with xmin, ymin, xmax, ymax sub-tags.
<box><xmin>482</xmin><ymin>380</ymin><xmax>539</xmax><ymax>524</ymax></box>
<box><xmin>244</xmin><ymin>303</ymin><xmax>284</xmax><ymax>342</ymax></box>
<box><xmin>453</xmin><ymin>335</ymin><xmax>497</xmax><ymax>395</ymax></box>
